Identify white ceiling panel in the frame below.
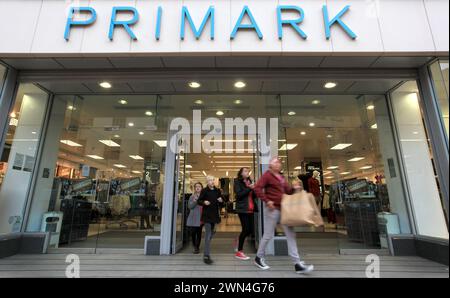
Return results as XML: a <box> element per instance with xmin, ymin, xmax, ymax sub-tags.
<box><xmin>172</xmin><ymin>80</ymin><xmax>218</xmax><ymax>92</ymax></box>
<box><xmin>109</xmin><ymin>57</ymin><xmax>164</xmax><ymax>68</ymax></box>
<box><xmin>55</xmin><ymin>58</ymin><xmax>114</xmax><ymax>69</ymax></box>
<box><xmin>371</xmin><ymin>56</ymin><xmax>433</xmax><ymax>68</ymax></box>
<box><xmin>268</xmin><ymin>56</ymin><xmax>324</xmax><ymax>68</ymax></box>
<box><xmin>215</xmin><ymin>56</ymin><xmax>270</xmax><ymax>68</ymax></box>
<box><xmin>84</xmin><ymin>82</ymin><xmax>134</xmax><ymax>93</ymax></box>
<box><xmin>162</xmin><ymin>56</ymin><xmax>216</xmax><ymax>68</ymax></box>
<box><xmin>303</xmin><ymin>80</ymin><xmax>355</xmax><ymax>93</ymax></box>
<box><xmin>39</xmin><ymin>82</ymin><xmax>92</xmax><ymax>93</ymax></box>
<box><xmin>2</xmin><ymin>58</ymin><xmax>64</xmax><ymax>70</ymax></box>
<box><xmin>129</xmin><ymin>81</ymin><xmax>175</xmax><ymax>93</ymax></box>
<box><xmin>262</xmin><ymin>81</ymin><xmax>309</xmax><ymax>92</ymax></box>
<box><xmin>320</xmin><ymin>56</ymin><xmax>378</xmax><ymax>68</ymax></box>
<box><xmin>347</xmin><ymin>79</ymin><xmax>401</xmax><ymax>93</ymax></box>
<box><xmin>218</xmin><ymin>80</ymin><xmax>263</xmax><ymax>92</ymax></box>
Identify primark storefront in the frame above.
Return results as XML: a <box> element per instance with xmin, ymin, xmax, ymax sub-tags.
<box><xmin>0</xmin><ymin>0</ymin><xmax>448</xmax><ymax>264</ymax></box>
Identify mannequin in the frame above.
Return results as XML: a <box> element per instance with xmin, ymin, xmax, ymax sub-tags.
<box><xmin>308</xmin><ymin>171</ymin><xmax>321</xmax><ymax>206</ymax></box>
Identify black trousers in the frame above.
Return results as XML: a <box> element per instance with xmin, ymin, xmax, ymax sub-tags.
<box><xmin>238</xmin><ymin>213</ymin><xmax>254</xmax><ymax>251</ymax></box>
<box><xmin>190</xmin><ymin>225</ymin><xmax>203</xmax><ymax>249</ymax></box>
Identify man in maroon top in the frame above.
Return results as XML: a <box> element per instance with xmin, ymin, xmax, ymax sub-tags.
<box><xmin>253</xmin><ymin>157</ymin><xmax>314</xmax><ymax>274</ymax></box>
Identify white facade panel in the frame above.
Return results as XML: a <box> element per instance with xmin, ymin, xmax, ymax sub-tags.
<box><xmin>424</xmin><ymin>0</ymin><xmax>450</xmax><ymax>53</ymax></box>
<box><xmin>0</xmin><ymin>0</ymin><xmax>448</xmax><ymax>56</ymax></box>
<box><xmin>0</xmin><ymin>0</ymin><xmax>42</xmax><ymax>54</ymax></box>
<box><xmin>376</xmin><ymin>0</ymin><xmax>435</xmax><ymax>53</ymax></box>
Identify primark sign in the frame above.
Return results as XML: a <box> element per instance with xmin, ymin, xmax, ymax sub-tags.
<box><xmin>64</xmin><ymin>4</ymin><xmax>357</xmax><ymax>42</ymax></box>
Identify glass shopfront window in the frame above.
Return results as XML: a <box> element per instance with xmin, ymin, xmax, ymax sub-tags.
<box><xmin>0</xmin><ymin>64</ymin><xmax>6</xmax><ymax>93</ymax></box>
<box><xmin>26</xmin><ymin>94</ymin><xmax>166</xmax><ymax>248</ymax></box>
<box><xmin>279</xmin><ymin>94</ymin><xmax>410</xmax><ymax>250</ymax></box>
<box><xmin>390</xmin><ymin>81</ymin><xmax>448</xmax><ymax>239</ymax></box>
<box><xmin>0</xmin><ymin>83</ymin><xmax>49</xmax><ymax>234</ymax></box>
<box><xmin>429</xmin><ymin>60</ymin><xmax>449</xmax><ymax>140</ymax></box>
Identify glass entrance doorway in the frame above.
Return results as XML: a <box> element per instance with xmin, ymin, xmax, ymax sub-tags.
<box><xmin>170</xmin><ymin>134</ymin><xmax>264</xmax><ymax>254</ymax></box>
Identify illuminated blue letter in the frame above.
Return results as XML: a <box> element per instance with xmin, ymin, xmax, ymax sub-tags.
<box><xmin>230</xmin><ymin>6</ymin><xmax>263</xmax><ymax>40</ymax></box>
<box><xmin>322</xmin><ymin>5</ymin><xmax>357</xmax><ymax>40</ymax></box>
<box><xmin>180</xmin><ymin>6</ymin><xmax>215</xmax><ymax>40</ymax></box>
<box><xmin>64</xmin><ymin>7</ymin><xmax>97</xmax><ymax>41</ymax></box>
<box><xmin>277</xmin><ymin>5</ymin><xmax>307</xmax><ymax>40</ymax></box>
<box><xmin>108</xmin><ymin>6</ymin><xmax>139</xmax><ymax>41</ymax></box>
<box><xmin>155</xmin><ymin>6</ymin><xmax>162</xmax><ymax>40</ymax></box>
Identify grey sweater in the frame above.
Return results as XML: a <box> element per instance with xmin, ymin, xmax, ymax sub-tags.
<box><xmin>186</xmin><ymin>193</ymin><xmax>202</xmax><ymax>227</ymax></box>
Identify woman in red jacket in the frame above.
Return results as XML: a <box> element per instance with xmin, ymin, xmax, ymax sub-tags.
<box><xmin>253</xmin><ymin>157</ymin><xmax>314</xmax><ymax>274</ymax></box>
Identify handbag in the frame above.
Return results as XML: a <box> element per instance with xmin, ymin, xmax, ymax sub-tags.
<box><xmin>280</xmin><ymin>190</ymin><xmax>324</xmax><ymax>227</ymax></box>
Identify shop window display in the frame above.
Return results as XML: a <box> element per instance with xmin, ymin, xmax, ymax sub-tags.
<box><xmin>429</xmin><ymin>60</ymin><xmax>449</xmax><ymax>140</ymax></box>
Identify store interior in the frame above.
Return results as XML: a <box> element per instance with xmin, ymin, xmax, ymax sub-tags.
<box><xmin>0</xmin><ymin>75</ymin><xmax>419</xmax><ymax>253</ymax></box>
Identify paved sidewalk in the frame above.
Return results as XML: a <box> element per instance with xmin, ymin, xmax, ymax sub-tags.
<box><xmin>0</xmin><ymin>253</ymin><xmax>448</xmax><ymax>278</ymax></box>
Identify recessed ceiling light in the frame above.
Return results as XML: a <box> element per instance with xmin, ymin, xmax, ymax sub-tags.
<box><xmin>324</xmin><ymin>82</ymin><xmax>337</xmax><ymax>89</ymax></box>
<box><xmin>154</xmin><ymin>140</ymin><xmax>167</xmax><ymax>147</ymax></box>
<box><xmin>118</xmin><ymin>99</ymin><xmax>128</xmax><ymax>105</ymax></box>
<box><xmin>367</xmin><ymin>105</ymin><xmax>375</xmax><ymax>110</ymax></box>
<box><xmin>234</xmin><ymin>99</ymin><xmax>243</xmax><ymax>104</ymax></box>
<box><xmin>327</xmin><ymin>166</ymin><xmax>339</xmax><ymax>170</ymax></box>
<box><xmin>132</xmin><ymin>170</ymin><xmax>142</xmax><ymax>174</ymax></box>
<box><xmin>340</xmin><ymin>171</ymin><xmax>351</xmax><ymax>175</ymax></box>
<box><xmin>360</xmin><ymin>165</ymin><xmax>373</xmax><ymax>170</ymax></box>
<box><xmin>234</xmin><ymin>81</ymin><xmax>246</xmax><ymax>88</ymax></box>
<box><xmin>413</xmin><ymin>131</ymin><xmax>419</xmax><ymax>135</ymax></box>
<box><xmin>309</xmin><ymin>122</ymin><xmax>315</xmax><ymax>127</ymax></box>
<box><xmin>114</xmin><ymin>164</ymin><xmax>127</xmax><ymax>169</ymax></box>
<box><xmin>312</xmin><ymin>99</ymin><xmax>321</xmax><ymax>105</ymax></box>
<box><xmin>330</xmin><ymin>143</ymin><xmax>352</xmax><ymax>150</ymax></box>
<box><xmin>99</xmin><ymin>140</ymin><xmax>120</xmax><ymax>147</ymax></box>
<box><xmin>348</xmin><ymin>157</ymin><xmax>365</xmax><ymax>162</ymax></box>
<box><xmin>31</xmin><ymin>131</ymin><xmax>37</xmax><ymax>135</ymax></box>
<box><xmin>300</xmin><ymin>131</ymin><xmax>306</xmax><ymax>135</ymax></box>
<box><xmin>128</xmin><ymin>122</ymin><xmax>135</xmax><ymax>127</ymax></box>
<box><xmin>326</xmin><ymin>134</ymin><xmax>333</xmax><ymax>138</ymax></box>
<box><xmin>129</xmin><ymin>155</ymin><xmax>144</xmax><ymax>160</ymax></box>
<box><xmin>279</xmin><ymin>144</ymin><xmax>298</xmax><ymax>150</ymax></box>
<box><xmin>186</xmin><ymin>165</ymin><xmax>193</xmax><ymax>169</ymax></box>
<box><xmin>294</xmin><ymin>166</ymin><xmax>302</xmax><ymax>170</ymax></box>
<box><xmin>67</xmin><ymin>105</ymin><xmax>76</xmax><ymax>111</ymax></box>
<box><xmin>99</xmin><ymin>81</ymin><xmax>112</xmax><ymax>89</ymax></box>
<box><xmin>188</xmin><ymin>81</ymin><xmax>201</xmax><ymax>88</ymax></box>
<box><xmin>371</xmin><ymin>124</ymin><xmax>378</xmax><ymax>129</ymax></box>
<box><xmin>113</xmin><ymin>134</ymin><xmax>120</xmax><ymax>138</ymax></box>
<box><xmin>139</xmin><ymin>131</ymin><xmax>144</xmax><ymax>135</ymax></box>
<box><xmin>288</xmin><ymin>111</ymin><xmax>296</xmax><ymax>116</ymax></box>
<box><xmin>194</xmin><ymin>99</ymin><xmax>203</xmax><ymax>105</ymax></box>
<box><xmin>216</xmin><ymin>111</ymin><xmax>224</xmax><ymax>116</ymax></box>
<box><xmin>86</xmin><ymin>155</ymin><xmax>104</xmax><ymax>160</ymax></box>
<box><xmin>60</xmin><ymin>140</ymin><xmax>83</xmax><ymax>147</ymax></box>
<box><xmin>145</xmin><ymin>111</ymin><xmax>153</xmax><ymax>116</ymax></box>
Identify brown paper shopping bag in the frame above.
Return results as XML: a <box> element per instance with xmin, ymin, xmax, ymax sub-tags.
<box><xmin>280</xmin><ymin>190</ymin><xmax>324</xmax><ymax>227</ymax></box>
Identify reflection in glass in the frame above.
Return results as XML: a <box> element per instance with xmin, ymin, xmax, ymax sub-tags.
<box><xmin>429</xmin><ymin>60</ymin><xmax>449</xmax><ymax>140</ymax></box>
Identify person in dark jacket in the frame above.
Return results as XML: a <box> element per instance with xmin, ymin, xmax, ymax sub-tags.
<box><xmin>197</xmin><ymin>176</ymin><xmax>223</xmax><ymax>265</ymax></box>
<box><xmin>233</xmin><ymin>167</ymin><xmax>258</xmax><ymax>261</ymax></box>
<box><xmin>253</xmin><ymin>157</ymin><xmax>314</xmax><ymax>274</ymax></box>
<box><xmin>186</xmin><ymin>182</ymin><xmax>204</xmax><ymax>254</ymax></box>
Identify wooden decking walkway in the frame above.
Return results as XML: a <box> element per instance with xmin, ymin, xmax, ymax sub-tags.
<box><xmin>0</xmin><ymin>252</ymin><xmax>448</xmax><ymax>278</ymax></box>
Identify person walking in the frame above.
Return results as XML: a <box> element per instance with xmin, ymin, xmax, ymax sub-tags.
<box><xmin>253</xmin><ymin>157</ymin><xmax>314</xmax><ymax>274</ymax></box>
<box><xmin>197</xmin><ymin>176</ymin><xmax>223</xmax><ymax>265</ymax></box>
<box><xmin>186</xmin><ymin>182</ymin><xmax>204</xmax><ymax>254</ymax></box>
<box><xmin>234</xmin><ymin>167</ymin><xmax>258</xmax><ymax>260</ymax></box>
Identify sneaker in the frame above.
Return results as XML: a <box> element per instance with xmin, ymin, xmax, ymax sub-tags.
<box><xmin>295</xmin><ymin>261</ymin><xmax>314</xmax><ymax>274</ymax></box>
<box><xmin>235</xmin><ymin>251</ymin><xmax>250</xmax><ymax>260</ymax></box>
<box><xmin>203</xmin><ymin>256</ymin><xmax>214</xmax><ymax>265</ymax></box>
<box><xmin>254</xmin><ymin>256</ymin><xmax>270</xmax><ymax>270</ymax></box>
